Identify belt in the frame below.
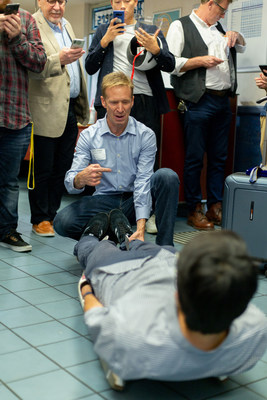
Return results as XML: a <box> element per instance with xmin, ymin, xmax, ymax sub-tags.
<box><xmin>121</xmin><ymin>192</ymin><xmax>133</xmax><ymax>200</ymax></box>
<box><xmin>70</xmin><ymin>97</ymin><xmax>77</xmax><ymax>105</ymax></box>
<box><xmin>205</xmin><ymin>88</ymin><xmax>229</xmax><ymax>97</ymax></box>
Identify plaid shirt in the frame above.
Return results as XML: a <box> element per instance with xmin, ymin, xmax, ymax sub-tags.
<box><xmin>0</xmin><ymin>9</ymin><xmax>46</xmax><ymax>130</ymax></box>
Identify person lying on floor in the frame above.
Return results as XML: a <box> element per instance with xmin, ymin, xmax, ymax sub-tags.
<box><xmin>76</xmin><ymin>210</ymin><xmax>267</xmax><ymax>390</ymax></box>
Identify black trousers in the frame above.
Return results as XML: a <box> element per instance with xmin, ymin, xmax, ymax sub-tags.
<box><xmin>29</xmin><ymin>100</ymin><xmax>78</xmax><ymax>225</ymax></box>
<box><xmin>95</xmin><ymin>94</ymin><xmax>161</xmax><ymax>170</ymax></box>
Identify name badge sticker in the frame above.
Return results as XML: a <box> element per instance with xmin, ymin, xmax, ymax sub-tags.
<box><xmin>91</xmin><ymin>148</ymin><xmax>106</xmax><ymax>161</ymax></box>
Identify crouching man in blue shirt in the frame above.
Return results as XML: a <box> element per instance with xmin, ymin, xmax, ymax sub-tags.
<box><xmin>76</xmin><ymin>226</ymin><xmax>267</xmax><ymax>390</ymax></box>
<box><xmin>54</xmin><ymin>71</ymin><xmax>179</xmax><ymax>246</ymax></box>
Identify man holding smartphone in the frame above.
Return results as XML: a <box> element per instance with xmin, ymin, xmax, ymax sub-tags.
<box><xmin>28</xmin><ymin>0</ymin><xmax>89</xmax><ymax>237</ymax></box>
<box><xmin>255</xmin><ymin>67</ymin><xmax>267</xmax><ymax>92</ymax></box>
<box><xmin>0</xmin><ymin>1</ymin><xmax>46</xmax><ymax>252</ymax></box>
<box><xmin>85</xmin><ymin>0</ymin><xmax>174</xmax><ymax>174</ymax></box>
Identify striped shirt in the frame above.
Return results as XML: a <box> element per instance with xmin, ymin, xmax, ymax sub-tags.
<box><xmin>84</xmin><ymin>246</ymin><xmax>267</xmax><ymax>381</ymax></box>
<box><xmin>0</xmin><ymin>9</ymin><xmax>46</xmax><ymax>130</ymax></box>
<box><xmin>65</xmin><ymin>116</ymin><xmax>156</xmax><ymax>221</ymax></box>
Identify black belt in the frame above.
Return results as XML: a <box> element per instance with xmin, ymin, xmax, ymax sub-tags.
<box><xmin>70</xmin><ymin>97</ymin><xmax>77</xmax><ymax>105</ymax></box>
<box><xmin>205</xmin><ymin>88</ymin><xmax>229</xmax><ymax>97</ymax></box>
<box><xmin>121</xmin><ymin>192</ymin><xmax>133</xmax><ymax>200</ymax></box>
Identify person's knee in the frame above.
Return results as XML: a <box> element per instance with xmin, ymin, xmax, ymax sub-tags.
<box><xmin>53</xmin><ymin>212</ymin><xmax>65</xmax><ymax>236</ymax></box>
<box><xmin>152</xmin><ymin>168</ymin><xmax>180</xmax><ymax>190</ymax></box>
<box><xmin>54</xmin><ymin>210</ymin><xmax>73</xmax><ymax>237</ymax></box>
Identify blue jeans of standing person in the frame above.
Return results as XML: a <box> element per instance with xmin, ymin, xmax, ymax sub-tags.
<box><xmin>0</xmin><ymin>124</ymin><xmax>31</xmax><ymax>240</ymax></box>
<box><xmin>54</xmin><ymin>168</ymin><xmax>179</xmax><ymax>246</ymax></box>
<box><xmin>183</xmin><ymin>93</ymin><xmax>232</xmax><ymax>210</ymax></box>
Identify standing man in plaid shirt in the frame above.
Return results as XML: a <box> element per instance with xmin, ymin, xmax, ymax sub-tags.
<box><xmin>0</xmin><ymin>1</ymin><xmax>47</xmax><ymax>252</ymax></box>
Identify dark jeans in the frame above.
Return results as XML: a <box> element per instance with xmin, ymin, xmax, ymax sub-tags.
<box><xmin>95</xmin><ymin>94</ymin><xmax>161</xmax><ymax>170</ymax></box>
<box><xmin>183</xmin><ymin>93</ymin><xmax>232</xmax><ymax>210</ymax></box>
<box><xmin>28</xmin><ymin>101</ymin><xmax>78</xmax><ymax>224</ymax></box>
<box><xmin>54</xmin><ymin>168</ymin><xmax>179</xmax><ymax>246</ymax></box>
<box><xmin>0</xmin><ymin>124</ymin><xmax>31</xmax><ymax>239</ymax></box>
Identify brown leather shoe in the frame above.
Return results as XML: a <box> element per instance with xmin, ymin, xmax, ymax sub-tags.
<box><xmin>206</xmin><ymin>202</ymin><xmax>222</xmax><ymax>226</ymax></box>
<box><xmin>187</xmin><ymin>204</ymin><xmax>214</xmax><ymax>231</ymax></box>
<box><xmin>32</xmin><ymin>221</ymin><xmax>55</xmax><ymax>237</ymax></box>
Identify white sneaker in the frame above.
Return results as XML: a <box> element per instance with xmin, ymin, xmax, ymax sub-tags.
<box><xmin>145</xmin><ymin>214</ymin><xmax>157</xmax><ymax>234</ymax></box>
<box><xmin>99</xmin><ymin>359</ymin><xmax>125</xmax><ymax>391</ymax></box>
<box><xmin>78</xmin><ymin>272</ymin><xmax>88</xmax><ymax>309</ymax></box>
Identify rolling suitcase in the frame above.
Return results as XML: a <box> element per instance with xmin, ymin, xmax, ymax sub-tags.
<box><xmin>222</xmin><ymin>172</ymin><xmax>267</xmax><ymax>260</ymax></box>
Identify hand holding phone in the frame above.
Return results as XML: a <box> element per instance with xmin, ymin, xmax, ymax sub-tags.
<box><xmin>113</xmin><ymin>10</ymin><xmax>125</xmax><ymax>33</ymax></box>
<box><xmin>259</xmin><ymin>65</ymin><xmax>267</xmax><ymax>77</ymax></box>
<box><xmin>4</xmin><ymin>3</ymin><xmax>19</xmax><ymax>15</ymax></box>
<box><xmin>71</xmin><ymin>38</ymin><xmax>85</xmax><ymax>49</ymax></box>
<box><xmin>113</xmin><ymin>10</ymin><xmax>125</xmax><ymax>25</ymax></box>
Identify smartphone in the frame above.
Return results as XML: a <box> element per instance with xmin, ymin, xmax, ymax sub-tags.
<box><xmin>259</xmin><ymin>65</ymin><xmax>267</xmax><ymax>77</ymax></box>
<box><xmin>113</xmin><ymin>10</ymin><xmax>124</xmax><ymax>25</ymax></box>
<box><xmin>71</xmin><ymin>38</ymin><xmax>85</xmax><ymax>49</ymax></box>
<box><xmin>4</xmin><ymin>3</ymin><xmax>20</xmax><ymax>15</ymax></box>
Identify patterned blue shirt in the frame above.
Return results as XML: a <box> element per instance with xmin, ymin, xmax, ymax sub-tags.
<box><xmin>64</xmin><ymin>116</ymin><xmax>156</xmax><ymax>221</ymax></box>
<box><xmin>84</xmin><ymin>247</ymin><xmax>267</xmax><ymax>381</ymax></box>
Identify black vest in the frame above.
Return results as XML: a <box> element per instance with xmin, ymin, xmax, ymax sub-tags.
<box><xmin>170</xmin><ymin>16</ymin><xmax>237</xmax><ymax>103</ymax></box>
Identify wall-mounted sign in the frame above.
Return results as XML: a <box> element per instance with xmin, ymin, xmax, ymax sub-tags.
<box><xmin>92</xmin><ymin>1</ymin><xmax>144</xmax><ymax>31</ymax></box>
<box><xmin>153</xmin><ymin>9</ymin><xmax>181</xmax><ymax>37</ymax></box>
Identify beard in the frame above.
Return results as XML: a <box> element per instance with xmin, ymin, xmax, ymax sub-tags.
<box><xmin>0</xmin><ymin>0</ymin><xmax>11</xmax><ymax>13</ymax></box>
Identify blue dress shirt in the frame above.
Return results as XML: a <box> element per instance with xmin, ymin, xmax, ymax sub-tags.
<box><xmin>64</xmin><ymin>116</ymin><xmax>157</xmax><ymax>221</ymax></box>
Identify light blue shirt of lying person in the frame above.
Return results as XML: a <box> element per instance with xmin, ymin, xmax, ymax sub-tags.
<box><xmin>64</xmin><ymin>116</ymin><xmax>157</xmax><ymax>222</ymax></box>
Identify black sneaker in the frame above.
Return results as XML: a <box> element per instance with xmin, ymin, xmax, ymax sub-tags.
<box><xmin>109</xmin><ymin>209</ymin><xmax>133</xmax><ymax>245</ymax></box>
<box><xmin>0</xmin><ymin>230</ymin><xmax>32</xmax><ymax>252</ymax></box>
<box><xmin>82</xmin><ymin>213</ymin><xmax>109</xmax><ymax>240</ymax></box>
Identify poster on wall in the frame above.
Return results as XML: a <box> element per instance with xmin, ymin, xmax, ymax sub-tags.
<box><xmin>153</xmin><ymin>9</ymin><xmax>181</xmax><ymax>37</ymax></box>
<box><xmin>224</xmin><ymin>0</ymin><xmax>267</xmax><ymax>71</ymax></box>
<box><xmin>92</xmin><ymin>0</ymin><xmax>144</xmax><ymax>31</ymax></box>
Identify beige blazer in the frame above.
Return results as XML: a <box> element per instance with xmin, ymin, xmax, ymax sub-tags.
<box><xmin>28</xmin><ymin>10</ymin><xmax>89</xmax><ymax>138</ymax></box>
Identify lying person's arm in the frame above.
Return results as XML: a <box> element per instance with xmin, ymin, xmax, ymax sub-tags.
<box><xmin>82</xmin><ymin>283</ymin><xmax>103</xmax><ymax>311</ymax></box>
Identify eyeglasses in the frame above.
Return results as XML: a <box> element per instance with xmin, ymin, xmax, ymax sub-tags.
<box><xmin>46</xmin><ymin>0</ymin><xmax>67</xmax><ymax>6</ymax></box>
<box><xmin>213</xmin><ymin>0</ymin><xmax>228</xmax><ymax>15</ymax></box>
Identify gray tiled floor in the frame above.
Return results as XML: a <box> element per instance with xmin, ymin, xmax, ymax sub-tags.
<box><xmin>0</xmin><ymin>180</ymin><xmax>267</xmax><ymax>400</ymax></box>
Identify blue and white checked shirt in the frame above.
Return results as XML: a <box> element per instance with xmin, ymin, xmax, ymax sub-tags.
<box><xmin>64</xmin><ymin>116</ymin><xmax>156</xmax><ymax>221</ymax></box>
<box><xmin>84</xmin><ymin>247</ymin><xmax>267</xmax><ymax>381</ymax></box>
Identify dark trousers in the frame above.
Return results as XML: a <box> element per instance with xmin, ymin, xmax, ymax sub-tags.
<box><xmin>29</xmin><ymin>101</ymin><xmax>78</xmax><ymax>224</ymax></box>
<box><xmin>54</xmin><ymin>168</ymin><xmax>179</xmax><ymax>246</ymax></box>
<box><xmin>183</xmin><ymin>93</ymin><xmax>232</xmax><ymax>210</ymax></box>
<box><xmin>0</xmin><ymin>124</ymin><xmax>31</xmax><ymax>239</ymax></box>
<box><xmin>95</xmin><ymin>94</ymin><xmax>161</xmax><ymax>170</ymax></box>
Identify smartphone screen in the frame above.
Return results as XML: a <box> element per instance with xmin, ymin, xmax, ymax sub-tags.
<box><xmin>71</xmin><ymin>39</ymin><xmax>85</xmax><ymax>49</ymax></box>
<box><xmin>4</xmin><ymin>3</ymin><xmax>20</xmax><ymax>15</ymax></box>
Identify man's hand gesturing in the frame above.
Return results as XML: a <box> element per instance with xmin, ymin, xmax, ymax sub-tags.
<box><xmin>74</xmin><ymin>164</ymin><xmax>112</xmax><ymax>189</ymax></box>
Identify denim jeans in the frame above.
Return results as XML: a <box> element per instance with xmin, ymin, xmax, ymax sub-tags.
<box><xmin>183</xmin><ymin>93</ymin><xmax>232</xmax><ymax>210</ymax></box>
<box><xmin>0</xmin><ymin>124</ymin><xmax>31</xmax><ymax>239</ymax></box>
<box><xmin>54</xmin><ymin>168</ymin><xmax>179</xmax><ymax>246</ymax></box>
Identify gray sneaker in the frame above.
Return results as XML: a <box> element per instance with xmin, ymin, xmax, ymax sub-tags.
<box><xmin>0</xmin><ymin>230</ymin><xmax>32</xmax><ymax>252</ymax></box>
